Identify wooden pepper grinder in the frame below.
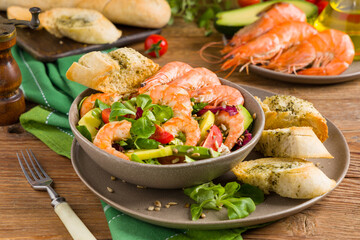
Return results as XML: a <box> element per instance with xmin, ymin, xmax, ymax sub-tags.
<box><xmin>0</xmin><ymin>7</ymin><xmax>40</xmax><ymax>125</ymax></box>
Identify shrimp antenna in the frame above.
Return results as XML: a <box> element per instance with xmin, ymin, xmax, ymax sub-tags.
<box><xmin>199</xmin><ymin>41</ymin><xmax>224</xmax><ymax>64</ymax></box>
<box><xmin>224</xmin><ymin>64</ymin><xmax>238</xmax><ymax>79</ymax></box>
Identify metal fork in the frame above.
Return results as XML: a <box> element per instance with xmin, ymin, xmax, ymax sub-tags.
<box><xmin>17</xmin><ymin>150</ymin><xmax>96</xmax><ymax>240</ymax></box>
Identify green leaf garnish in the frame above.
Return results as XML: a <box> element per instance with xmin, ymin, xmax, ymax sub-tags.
<box><xmin>94</xmin><ymin>99</ymin><xmax>110</xmax><ymax>111</ymax></box>
<box><xmin>130</xmin><ymin>117</ymin><xmax>156</xmax><ymax>139</ymax></box>
<box><xmin>192</xmin><ymin>102</ymin><xmax>208</xmax><ymax>114</ymax></box>
<box><xmin>152</xmin><ymin>105</ymin><xmax>173</xmax><ymax>123</ymax></box>
<box><xmin>135</xmin><ymin>138</ymin><xmax>160</xmax><ymax>149</ymax></box>
<box><xmin>184</xmin><ymin>181</ymin><xmax>261</xmax><ymax>221</ymax></box>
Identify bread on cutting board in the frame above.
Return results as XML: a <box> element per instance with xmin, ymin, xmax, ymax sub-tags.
<box><xmin>2</xmin><ymin>0</ymin><xmax>171</xmax><ymax>28</ymax></box>
<box><xmin>66</xmin><ymin>47</ymin><xmax>160</xmax><ymax>94</ymax></box>
<box><xmin>255</xmin><ymin>95</ymin><xmax>328</xmax><ymax>142</ymax></box>
<box><xmin>8</xmin><ymin>6</ymin><xmax>122</xmax><ymax>44</ymax></box>
<box><xmin>255</xmin><ymin>127</ymin><xmax>333</xmax><ymax>159</ymax></box>
<box><xmin>232</xmin><ymin>158</ymin><xmax>336</xmax><ymax>199</ymax></box>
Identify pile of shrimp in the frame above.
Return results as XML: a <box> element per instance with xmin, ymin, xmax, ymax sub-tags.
<box><xmin>201</xmin><ymin>2</ymin><xmax>355</xmax><ymax>76</ymax></box>
<box><xmin>81</xmin><ymin>62</ymin><xmax>246</xmax><ymax>161</ymax></box>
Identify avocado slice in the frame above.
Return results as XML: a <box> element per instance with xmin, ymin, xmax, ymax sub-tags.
<box><xmin>214</xmin><ymin>0</ymin><xmax>318</xmax><ymax>37</ymax></box>
<box><xmin>199</xmin><ymin>110</ymin><xmax>215</xmax><ymax>140</ymax></box>
<box><xmin>125</xmin><ymin>146</ymin><xmax>173</xmax><ymax>161</ymax></box>
<box><xmin>238</xmin><ymin>105</ymin><xmax>253</xmax><ymax>130</ymax></box>
<box><xmin>77</xmin><ymin>108</ymin><xmax>102</xmax><ymax>140</ymax></box>
<box><xmin>173</xmin><ymin>145</ymin><xmax>220</xmax><ymax>159</ymax></box>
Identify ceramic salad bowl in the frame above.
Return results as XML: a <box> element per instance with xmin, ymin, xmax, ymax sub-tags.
<box><xmin>69</xmin><ymin>79</ymin><xmax>265</xmax><ymax>189</ymax></box>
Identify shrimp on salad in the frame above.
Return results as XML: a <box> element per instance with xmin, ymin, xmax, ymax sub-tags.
<box><xmin>169</xmin><ymin>67</ymin><xmax>221</xmax><ymax>91</ymax></box>
<box><xmin>147</xmin><ymin>85</ymin><xmax>193</xmax><ymax>117</ymax></box>
<box><xmin>80</xmin><ymin>92</ymin><xmax>121</xmax><ymax>117</ymax></box>
<box><xmin>138</xmin><ymin>61</ymin><xmax>193</xmax><ymax>93</ymax></box>
<box><xmin>190</xmin><ymin>85</ymin><xmax>244</xmax><ymax>106</ymax></box>
<box><xmin>215</xmin><ymin>111</ymin><xmax>245</xmax><ymax>150</ymax></box>
<box><xmin>93</xmin><ymin>120</ymin><xmax>132</xmax><ymax>160</ymax></box>
<box><xmin>162</xmin><ymin>115</ymin><xmax>201</xmax><ymax>146</ymax></box>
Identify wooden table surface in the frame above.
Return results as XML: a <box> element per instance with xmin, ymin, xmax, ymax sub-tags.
<box><xmin>1</xmin><ymin>18</ymin><xmax>359</xmax><ymax>240</ymax></box>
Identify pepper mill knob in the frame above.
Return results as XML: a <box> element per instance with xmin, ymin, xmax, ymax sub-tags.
<box><xmin>0</xmin><ymin>7</ymin><xmax>41</xmax><ymax>126</ymax></box>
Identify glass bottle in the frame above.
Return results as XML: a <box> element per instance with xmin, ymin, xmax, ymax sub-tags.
<box><xmin>314</xmin><ymin>0</ymin><xmax>360</xmax><ymax>60</ymax></box>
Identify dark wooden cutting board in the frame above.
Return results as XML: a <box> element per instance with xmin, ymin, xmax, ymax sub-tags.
<box><xmin>16</xmin><ymin>24</ymin><xmax>161</xmax><ymax>62</ymax></box>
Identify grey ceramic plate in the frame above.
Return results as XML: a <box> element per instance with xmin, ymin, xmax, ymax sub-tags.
<box><xmin>249</xmin><ymin>61</ymin><xmax>360</xmax><ymax>85</ymax></box>
<box><xmin>71</xmin><ymin>85</ymin><xmax>350</xmax><ymax>230</ymax></box>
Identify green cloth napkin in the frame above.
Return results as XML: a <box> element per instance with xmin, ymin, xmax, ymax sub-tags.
<box><xmin>14</xmin><ymin>45</ymin><xmax>268</xmax><ymax>239</ymax></box>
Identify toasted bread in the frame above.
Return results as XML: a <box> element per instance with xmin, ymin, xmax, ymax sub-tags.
<box><xmin>255</xmin><ymin>127</ymin><xmax>333</xmax><ymax>159</ymax></box>
<box><xmin>66</xmin><ymin>47</ymin><xmax>160</xmax><ymax>94</ymax></box>
<box><xmin>7</xmin><ymin>6</ymin><xmax>44</xmax><ymax>29</ymax></box>
<box><xmin>232</xmin><ymin>158</ymin><xmax>336</xmax><ymax>199</ymax></box>
<box><xmin>255</xmin><ymin>95</ymin><xmax>328</xmax><ymax>142</ymax></box>
<box><xmin>40</xmin><ymin>8</ymin><xmax>121</xmax><ymax>44</ymax></box>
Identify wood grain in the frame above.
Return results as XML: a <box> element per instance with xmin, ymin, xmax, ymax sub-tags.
<box><xmin>0</xmin><ymin>17</ymin><xmax>359</xmax><ymax>240</ymax></box>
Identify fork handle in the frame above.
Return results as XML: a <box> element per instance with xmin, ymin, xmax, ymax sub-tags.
<box><xmin>54</xmin><ymin>202</ymin><xmax>97</xmax><ymax>240</ymax></box>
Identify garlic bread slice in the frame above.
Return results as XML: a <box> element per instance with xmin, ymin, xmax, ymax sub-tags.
<box><xmin>232</xmin><ymin>158</ymin><xmax>336</xmax><ymax>199</ymax></box>
<box><xmin>256</xmin><ymin>127</ymin><xmax>333</xmax><ymax>159</ymax></box>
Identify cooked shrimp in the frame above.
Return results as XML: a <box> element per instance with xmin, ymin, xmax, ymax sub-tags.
<box><xmin>162</xmin><ymin>116</ymin><xmax>200</xmax><ymax>146</ymax></box>
<box><xmin>147</xmin><ymin>85</ymin><xmax>193</xmax><ymax>117</ymax></box>
<box><xmin>222</xmin><ymin>3</ymin><xmax>307</xmax><ymax>54</ymax></box>
<box><xmin>93</xmin><ymin>120</ymin><xmax>132</xmax><ymax>160</ymax></box>
<box><xmin>80</xmin><ymin>92</ymin><xmax>122</xmax><ymax>117</ymax></box>
<box><xmin>138</xmin><ymin>61</ymin><xmax>193</xmax><ymax>94</ymax></box>
<box><xmin>190</xmin><ymin>85</ymin><xmax>244</xmax><ymax>106</ymax></box>
<box><xmin>169</xmin><ymin>67</ymin><xmax>221</xmax><ymax>91</ymax></box>
<box><xmin>221</xmin><ymin>22</ymin><xmax>318</xmax><ymax>72</ymax></box>
<box><xmin>267</xmin><ymin>29</ymin><xmax>355</xmax><ymax>75</ymax></box>
<box><xmin>215</xmin><ymin>111</ymin><xmax>244</xmax><ymax>149</ymax></box>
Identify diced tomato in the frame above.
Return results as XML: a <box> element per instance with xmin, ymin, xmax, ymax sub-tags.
<box><xmin>201</xmin><ymin>125</ymin><xmax>223</xmax><ymax>151</ymax></box>
<box><xmin>316</xmin><ymin>0</ymin><xmax>329</xmax><ymax>14</ymax></box>
<box><xmin>149</xmin><ymin>124</ymin><xmax>174</xmax><ymax>144</ymax></box>
<box><xmin>237</xmin><ymin>0</ymin><xmax>261</xmax><ymax>7</ymax></box>
<box><xmin>101</xmin><ymin>108</ymin><xmax>111</xmax><ymax>124</ymax></box>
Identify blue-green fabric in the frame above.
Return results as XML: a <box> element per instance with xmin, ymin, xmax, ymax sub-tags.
<box><xmin>14</xmin><ymin>45</ymin><xmax>268</xmax><ymax>239</ymax></box>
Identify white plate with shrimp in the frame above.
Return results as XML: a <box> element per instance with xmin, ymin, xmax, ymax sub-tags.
<box><xmin>249</xmin><ymin>61</ymin><xmax>360</xmax><ymax>85</ymax></box>
<box><xmin>71</xmin><ymin>85</ymin><xmax>350</xmax><ymax>230</ymax></box>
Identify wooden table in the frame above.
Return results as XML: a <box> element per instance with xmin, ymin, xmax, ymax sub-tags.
<box><xmin>1</xmin><ymin>18</ymin><xmax>359</xmax><ymax>240</ymax></box>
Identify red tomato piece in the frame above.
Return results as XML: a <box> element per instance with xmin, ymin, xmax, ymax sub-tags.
<box><xmin>317</xmin><ymin>0</ymin><xmax>329</xmax><ymax>14</ymax></box>
<box><xmin>305</xmin><ymin>0</ymin><xmax>319</xmax><ymax>4</ymax></box>
<box><xmin>150</xmin><ymin>124</ymin><xmax>174</xmax><ymax>144</ymax></box>
<box><xmin>202</xmin><ymin>125</ymin><xmax>223</xmax><ymax>151</ymax></box>
<box><xmin>144</xmin><ymin>34</ymin><xmax>168</xmax><ymax>58</ymax></box>
<box><xmin>237</xmin><ymin>0</ymin><xmax>261</xmax><ymax>7</ymax></box>
<box><xmin>101</xmin><ymin>108</ymin><xmax>111</xmax><ymax>124</ymax></box>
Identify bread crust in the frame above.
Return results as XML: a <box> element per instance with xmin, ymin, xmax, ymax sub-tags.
<box><xmin>255</xmin><ymin>127</ymin><xmax>333</xmax><ymax>159</ymax></box>
<box><xmin>232</xmin><ymin>158</ymin><xmax>336</xmax><ymax>199</ymax></box>
<box><xmin>40</xmin><ymin>8</ymin><xmax>122</xmax><ymax>44</ymax></box>
<box><xmin>1</xmin><ymin>0</ymin><xmax>171</xmax><ymax>28</ymax></box>
<box><xmin>66</xmin><ymin>47</ymin><xmax>160</xmax><ymax>95</ymax></box>
<box><xmin>255</xmin><ymin>95</ymin><xmax>328</xmax><ymax>142</ymax></box>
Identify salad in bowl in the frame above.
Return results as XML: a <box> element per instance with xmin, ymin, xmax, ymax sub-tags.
<box><xmin>69</xmin><ymin>61</ymin><xmax>264</xmax><ymax>188</ymax></box>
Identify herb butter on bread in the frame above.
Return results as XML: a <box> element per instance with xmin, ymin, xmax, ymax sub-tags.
<box><xmin>66</xmin><ymin>47</ymin><xmax>160</xmax><ymax>94</ymax></box>
<box><xmin>256</xmin><ymin>95</ymin><xmax>328</xmax><ymax>142</ymax></box>
<box><xmin>40</xmin><ymin>8</ymin><xmax>122</xmax><ymax>44</ymax></box>
<box><xmin>256</xmin><ymin>127</ymin><xmax>333</xmax><ymax>159</ymax></box>
<box><xmin>232</xmin><ymin>158</ymin><xmax>336</xmax><ymax>199</ymax></box>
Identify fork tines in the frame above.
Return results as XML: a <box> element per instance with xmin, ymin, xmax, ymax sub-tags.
<box><xmin>17</xmin><ymin>149</ymin><xmax>49</xmax><ymax>183</ymax></box>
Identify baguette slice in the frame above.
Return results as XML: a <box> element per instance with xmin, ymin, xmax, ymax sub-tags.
<box><xmin>66</xmin><ymin>47</ymin><xmax>160</xmax><ymax>94</ymax></box>
<box><xmin>40</xmin><ymin>8</ymin><xmax>122</xmax><ymax>44</ymax></box>
<box><xmin>255</xmin><ymin>95</ymin><xmax>328</xmax><ymax>142</ymax></box>
<box><xmin>255</xmin><ymin>127</ymin><xmax>333</xmax><ymax>159</ymax></box>
<box><xmin>232</xmin><ymin>158</ymin><xmax>336</xmax><ymax>199</ymax></box>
